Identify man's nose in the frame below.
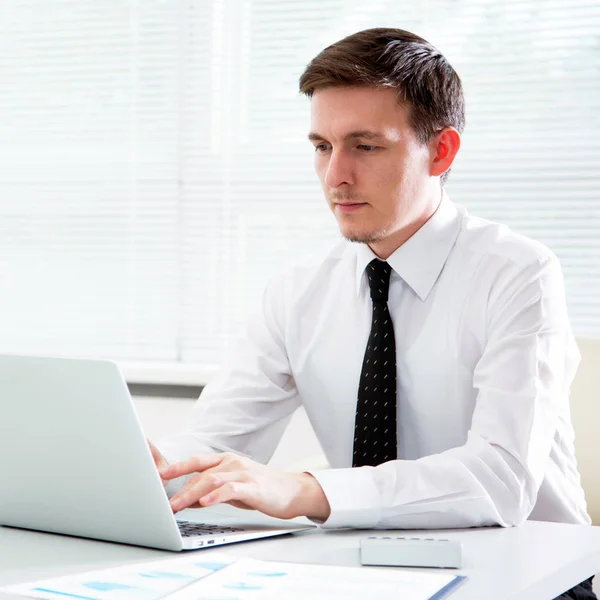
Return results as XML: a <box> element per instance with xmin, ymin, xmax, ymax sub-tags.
<box><xmin>324</xmin><ymin>150</ymin><xmax>354</xmax><ymax>188</ymax></box>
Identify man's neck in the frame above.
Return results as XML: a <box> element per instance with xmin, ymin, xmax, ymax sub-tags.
<box><xmin>368</xmin><ymin>188</ymin><xmax>443</xmax><ymax>259</ymax></box>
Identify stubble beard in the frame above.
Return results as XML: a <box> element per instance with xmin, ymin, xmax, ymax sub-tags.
<box><xmin>341</xmin><ymin>228</ymin><xmax>389</xmax><ymax>244</ymax></box>
<box><xmin>338</xmin><ymin>215</ymin><xmax>389</xmax><ymax>244</ymax></box>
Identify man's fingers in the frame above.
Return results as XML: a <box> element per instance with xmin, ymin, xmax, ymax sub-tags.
<box><xmin>160</xmin><ymin>453</ymin><xmax>225</xmax><ymax>480</ymax></box>
<box><xmin>146</xmin><ymin>440</ymin><xmax>170</xmax><ymax>487</ymax></box>
<box><xmin>148</xmin><ymin>440</ymin><xmax>168</xmax><ymax>468</ymax></box>
<box><xmin>169</xmin><ymin>471</ymin><xmax>243</xmax><ymax>512</ymax></box>
<box><xmin>148</xmin><ymin>440</ymin><xmax>160</xmax><ymax>461</ymax></box>
<box><xmin>200</xmin><ymin>481</ymin><xmax>254</xmax><ymax>509</ymax></box>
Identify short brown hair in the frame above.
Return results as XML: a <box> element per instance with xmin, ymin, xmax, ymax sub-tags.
<box><xmin>299</xmin><ymin>28</ymin><xmax>465</xmax><ymax>183</ymax></box>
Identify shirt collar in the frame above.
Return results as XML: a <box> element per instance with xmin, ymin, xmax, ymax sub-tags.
<box><xmin>355</xmin><ymin>191</ymin><xmax>462</xmax><ymax>301</ymax></box>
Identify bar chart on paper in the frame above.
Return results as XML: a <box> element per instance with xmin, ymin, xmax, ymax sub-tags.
<box><xmin>0</xmin><ymin>555</ymin><xmax>237</xmax><ymax>600</ymax></box>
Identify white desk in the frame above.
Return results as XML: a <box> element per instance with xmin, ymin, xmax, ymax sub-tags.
<box><xmin>1</xmin><ymin>514</ymin><xmax>600</xmax><ymax>600</ymax></box>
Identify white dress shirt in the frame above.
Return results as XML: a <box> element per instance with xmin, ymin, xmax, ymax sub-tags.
<box><xmin>159</xmin><ymin>193</ymin><xmax>590</xmax><ymax>530</ymax></box>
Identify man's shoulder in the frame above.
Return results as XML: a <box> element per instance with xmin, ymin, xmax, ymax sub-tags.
<box><xmin>458</xmin><ymin>207</ymin><xmax>558</xmax><ymax>269</ymax></box>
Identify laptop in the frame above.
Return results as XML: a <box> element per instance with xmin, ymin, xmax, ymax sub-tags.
<box><xmin>0</xmin><ymin>354</ymin><xmax>315</xmax><ymax>551</ymax></box>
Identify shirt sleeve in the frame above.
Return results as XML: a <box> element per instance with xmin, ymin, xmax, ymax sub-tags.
<box><xmin>308</xmin><ymin>253</ymin><xmax>581</xmax><ymax>529</ymax></box>
<box><xmin>157</xmin><ymin>273</ymin><xmax>301</xmax><ymax>495</ymax></box>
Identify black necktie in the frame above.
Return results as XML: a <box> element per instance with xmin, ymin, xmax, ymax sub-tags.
<box><xmin>353</xmin><ymin>259</ymin><xmax>397</xmax><ymax>468</ymax></box>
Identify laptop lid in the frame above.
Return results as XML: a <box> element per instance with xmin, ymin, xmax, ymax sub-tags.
<box><xmin>0</xmin><ymin>354</ymin><xmax>186</xmax><ymax>551</ymax></box>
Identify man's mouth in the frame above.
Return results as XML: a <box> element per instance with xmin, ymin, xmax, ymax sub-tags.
<box><xmin>335</xmin><ymin>202</ymin><xmax>367</xmax><ymax>213</ymax></box>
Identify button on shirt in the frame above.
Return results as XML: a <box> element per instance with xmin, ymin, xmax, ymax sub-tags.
<box><xmin>159</xmin><ymin>193</ymin><xmax>590</xmax><ymax>530</ymax></box>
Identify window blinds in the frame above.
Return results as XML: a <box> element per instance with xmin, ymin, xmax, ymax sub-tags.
<box><xmin>0</xmin><ymin>0</ymin><xmax>183</xmax><ymax>361</ymax></box>
<box><xmin>0</xmin><ymin>0</ymin><xmax>598</xmax><ymax>377</ymax></box>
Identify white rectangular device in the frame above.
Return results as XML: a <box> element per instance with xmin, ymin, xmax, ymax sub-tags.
<box><xmin>0</xmin><ymin>354</ymin><xmax>314</xmax><ymax>551</ymax></box>
<box><xmin>360</xmin><ymin>536</ymin><xmax>463</xmax><ymax>569</ymax></box>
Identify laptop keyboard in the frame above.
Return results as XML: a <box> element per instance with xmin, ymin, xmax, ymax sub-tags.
<box><xmin>177</xmin><ymin>520</ymin><xmax>247</xmax><ymax>538</ymax></box>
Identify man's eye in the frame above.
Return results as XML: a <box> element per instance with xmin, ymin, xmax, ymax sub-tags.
<box><xmin>314</xmin><ymin>144</ymin><xmax>329</xmax><ymax>153</ymax></box>
<box><xmin>357</xmin><ymin>144</ymin><xmax>378</xmax><ymax>152</ymax></box>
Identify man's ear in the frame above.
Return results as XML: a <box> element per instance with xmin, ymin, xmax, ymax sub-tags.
<box><xmin>430</xmin><ymin>127</ymin><xmax>461</xmax><ymax>178</ymax></box>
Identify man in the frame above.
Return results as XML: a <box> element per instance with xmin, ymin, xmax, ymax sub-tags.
<box><xmin>151</xmin><ymin>28</ymin><xmax>594</xmax><ymax>599</ymax></box>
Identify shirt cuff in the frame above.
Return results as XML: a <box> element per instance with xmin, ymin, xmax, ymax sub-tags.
<box><xmin>306</xmin><ymin>467</ymin><xmax>383</xmax><ymax>529</ymax></box>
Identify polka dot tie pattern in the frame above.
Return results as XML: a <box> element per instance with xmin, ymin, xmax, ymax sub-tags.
<box><xmin>352</xmin><ymin>259</ymin><xmax>397</xmax><ymax>468</ymax></box>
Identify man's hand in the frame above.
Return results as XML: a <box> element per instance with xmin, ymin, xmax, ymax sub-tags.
<box><xmin>159</xmin><ymin>452</ymin><xmax>331</xmax><ymax>522</ymax></box>
<box><xmin>148</xmin><ymin>440</ymin><xmax>170</xmax><ymax>487</ymax></box>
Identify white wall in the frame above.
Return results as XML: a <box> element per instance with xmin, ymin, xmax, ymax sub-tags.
<box><xmin>570</xmin><ymin>339</ymin><xmax>600</xmax><ymax>525</ymax></box>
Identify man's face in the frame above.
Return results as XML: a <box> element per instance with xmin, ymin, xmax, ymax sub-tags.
<box><xmin>309</xmin><ymin>86</ymin><xmax>435</xmax><ymax>253</ymax></box>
